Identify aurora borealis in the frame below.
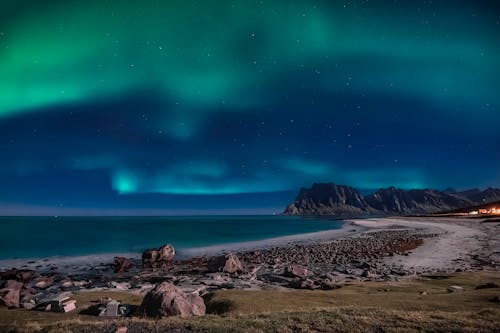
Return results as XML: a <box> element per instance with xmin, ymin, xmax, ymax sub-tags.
<box><xmin>1</xmin><ymin>0</ymin><xmax>499</xmax><ymax>214</ymax></box>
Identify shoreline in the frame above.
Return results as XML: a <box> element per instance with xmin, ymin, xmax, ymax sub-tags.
<box><xmin>1</xmin><ymin>216</ymin><xmax>485</xmax><ymax>272</ymax></box>
<box><xmin>0</xmin><ymin>220</ymin><xmax>357</xmax><ymax>271</ymax></box>
<box><xmin>1</xmin><ymin>216</ymin><xmax>496</xmax><ymax>276</ymax></box>
<box><xmin>0</xmin><ymin>216</ymin><xmax>498</xmax><ymax>313</ymax></box>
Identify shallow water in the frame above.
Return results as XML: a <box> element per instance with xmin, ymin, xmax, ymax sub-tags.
<box><xmin>0</xmin><ymin>215</ymin><xmax>343</xmax><ymax>259</ymax></box>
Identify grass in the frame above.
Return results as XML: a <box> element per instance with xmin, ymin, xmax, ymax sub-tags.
<box><xmin>1</xmin><ymin>272</ymin><xmax>499</xmax><ymax>333</ymax></box>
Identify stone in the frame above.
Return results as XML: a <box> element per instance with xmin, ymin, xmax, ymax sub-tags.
<box><xmin>108</xmin><ymin>281</ymin><xmax>131</xmax><ymax>290</ymax></box>
<box><xmin>61</xmin><ymin>280</ymin><xmax>73</xmax><ymax>288</ymax></box>
<box><xmin>222</xmin><ymin>254</ymin><xmax>243</xmax><ymax>274</ymax></box>
<box><xmin>138</xmin><ymin>282</ymin><xmax>205</xmax><ymax>317</ymax></box>
<box><xmin>289</xmin><ymin>278</ymin><xmax>316</xmax><ymax>290</ymax></box>
<box><xmin>72</xmin><ymin>280</ymin><xmax>89</xmax><ymax>288</ymax></box>
<box><xmin>361</xmin><ymin>269</ymin><xmax>375</xmax><ymax>278</ymax></box>
<box><xmin>16</xmin><ymin>270</ymin><xmax>35</xmax><ymax>283</ymax></box>
<box><xmin>0</xmin><ymin>280</ymin><xmax>23</xmax><ymax>308</ymax></box>
<box><xmin>158</xmin><ymin>244</ymin><xmax>176</xmax><ymax>261</ymax></box>
<box><xmin>0</xmin><ymin>269</ymin><xmax>34</xmax><ymax>283</ymax></box>
<box><xmin>0</xmin><ymin>269</ymin><xmax>18</xmax><ymax>281</ymax></box>
<box><xmin>34</xmin><ymin>276</ymin><xmax>54</xmax><ymax>289</ymax></box>
<box><xmin>21</xmin><ymin>301</ymin><xmax>36</xmax><ymax>310</ymax></box>
<box><xmin>447</xmin><ymin>285</ymin><xmax>464</xmax><ymax>293</ymax></box>
<box><xmin>142</xmin><ymin>244</ymin><xmax>175</xmax><ymax>268</ymax></box>
<box><xmin>284</xmin><ymin>265</ymin><xmax>312</xmax><ymax>278</ymax></box>
<box><xmin>207</xmin><ymin>254</ymin><xmax>243</xmax><ymax>274</ymax></box>
<box><xmin>113</xmin><ymin>257</ymin><xmax>135</xmax><ymax>273</ymax></box>
<box><xmin>115</xmin><ymin>327</ymin><xmax>128</xmax><ymax>333</ymax></box>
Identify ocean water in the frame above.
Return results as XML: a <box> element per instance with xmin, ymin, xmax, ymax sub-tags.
<box><xmin>0</xmin><ymin>215</ymin><xmax>343</xmax><ymax>259</ymax></box>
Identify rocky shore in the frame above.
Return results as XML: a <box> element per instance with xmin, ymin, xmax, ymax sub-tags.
<box><xmin>1</xmin><ymin>217</ymin><xmax>498</xmax><ymax>316</ymax></box>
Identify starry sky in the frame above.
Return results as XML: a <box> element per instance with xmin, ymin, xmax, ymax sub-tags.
<box><xmin>1</xmin><ymin>0</ymin><xmax>499</xmax><ymax>215</ymax></box>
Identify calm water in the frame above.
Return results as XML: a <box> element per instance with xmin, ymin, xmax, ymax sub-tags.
<box><xmin>0</xmin><ymin>215</ymin><xmax>343</xmax><ymax>259</ymax></box>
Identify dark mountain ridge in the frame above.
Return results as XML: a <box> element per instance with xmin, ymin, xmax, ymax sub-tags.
<box><xmin>283</xmin><ymin>183</ymin><xmax>500</xmax><ymax>216</ymax></box>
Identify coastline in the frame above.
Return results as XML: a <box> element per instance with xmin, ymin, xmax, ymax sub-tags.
<box><xmin>0</xmin><ymin>219</ymin><xmax>356</xmax><ymax>271</ymax></box>
<box><xmin>1</xmin><ymin>216</ymin><xmax>493</xmax><ymax>274</ymax></box>
<box><xmin>1</xmin><ymin>216</ymin><xmax>498</xmax><ymax>283</ymax></box>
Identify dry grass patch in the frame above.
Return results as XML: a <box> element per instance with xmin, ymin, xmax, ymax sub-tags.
<box><xmin>1</xmin><ymin>272</ymin><xmax>499</xmax><ymax>333</ymax></box>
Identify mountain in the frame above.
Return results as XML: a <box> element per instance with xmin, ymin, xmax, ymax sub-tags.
<box><xmin>456</xmin><ymin>187</ymin><xmax>500</xmax><ymax>204</ymax></box>
<box><xmin>283</xmin><ymin>183</ymin><xmax>376</xmax><ymax>216</ymax></box>
<box><xmin>437</xmin><ymin>199</ymin><xmax>500</xmax><ymax>215</ymax></box>
<box><xmin>283</xmin><ymin>183</ymin><xmax>500</xmax><ymax>216</ymax></box>
<box><xmin>365</xmin><ymin>187</ymin><xmax>471</xmax><ymax>214</ymax></box>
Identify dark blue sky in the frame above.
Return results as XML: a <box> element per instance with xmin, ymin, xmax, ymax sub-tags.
<box><xmin>0</xmin><ymin>0</ymin><xmax>499</xmax><ymax>215</ymax></box>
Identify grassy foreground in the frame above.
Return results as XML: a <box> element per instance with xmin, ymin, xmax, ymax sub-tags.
<box><xmin>1</xmin><ymin>272</ymin><xmax>499</xmax><ymax>333</ymax></box>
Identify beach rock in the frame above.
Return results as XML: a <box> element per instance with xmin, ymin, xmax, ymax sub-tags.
<box><xmin>61</xmin><ymin>280</ymin><xmax>73</xmax><ymax>288</ymax></box>
<box><xmin>361</xmin><ymin>270</ymin><xmax>373</xmax><ymax>278</ymax></box>
<box><xmin>207</xmin><ymin>254</ymin><xmax>243</xmax><ymax>274</ymax></box>
<box><xmin>284</xmin><ymin>265</ymin><xmax>312</xmax><ymax>278</ymax></box>
<box><xmin>447</xmin><ymin>285</ymin><xmax>464</xmax><ymax>293</ymax></box>
<box><xmin>0</xmin><ymin>269</ymin><xmax>34</xmax><ymax>283</ymax></box>
<box><xmin>113</xmin><ymin>257</ymin><xmax>134</xmax><ymax>273</ymax></box>
<box><xmin>138</xmin><ymin>282</ymin><xmax>205</xmax><ymax>317</ymax></box>
<box><xmin>115</xmin><ymin>327</ymin><xmax>128</xmax><ymax>333</ymax></box>
<box><xmin>0</xmin><ymin>280</ymin><xmax>23</xmax><ymax>308</ymax></box>
<box><xmin>34</xmin><ymin>276</ymin><xmax>54</xmax><ymax>289</ymax></box>
<box><xmin>72</xmin><ymin>280</ymin><xmax>89</xmax><ymax>288</ymax></box>
<box><xmin>0</xmin><ymin>269</ymin><xmax>18</xmax><ymax>281</ymax></box>
<box><xmin>292</xmin><ymin>278</ymin><xmax>316</xmax><ymax>290</ymax></box>
<box><xmin>108</xmin><ymin>281</ymin><xmax>131</xmax><ymax>290</ymax></box>
<box><xmin>142</xmin><ymin>244</ymin><xmax>175</xmax><ymax>268</ymax></box>
<box><xmin>223</xmin><ymin>254</ymin><xmax>243</xmax><ymax>274</ymax></box>
<box><xmin>21</xmin><ymin>301</ymin><xmax>36</xmax><ymax>310</ymax></box>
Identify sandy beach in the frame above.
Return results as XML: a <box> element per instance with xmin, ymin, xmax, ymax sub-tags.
<box><xmin>1</xmin><ymin>216</ymin><xmax>498</xmax><ymax>277</ymax></box>
<box><xmin>1</xmin><ymin>216</ymin><xmax>499</xmax><ymax>333</ymax></box>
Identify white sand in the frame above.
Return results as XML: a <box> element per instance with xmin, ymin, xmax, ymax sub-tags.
<box><xmin>351</xmin><ymin>217</ymin><xmax>486</xmax><ymax>272</ymax></box>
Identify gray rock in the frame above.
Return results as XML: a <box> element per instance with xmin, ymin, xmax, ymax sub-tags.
<box><xmin>447</xmin><ymin>285</ymin><xmax>464</xmax><ymax>293</ymax></box>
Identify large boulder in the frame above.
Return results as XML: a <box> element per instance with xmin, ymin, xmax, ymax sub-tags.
<box><xmin>0</xmin><ymin>269</ymin><xmax>34</xmax><ymax>283</ymax></box>
<box><xmin>223</xmin><ymin>254</ymin><xmax>243</xmax><ymax>274</ymax></box>
<box><xmin>113</xmin><ymin>257</ymin><xmax>135</xmax><ymax>273</ymax></box>
<box><xmin>284</xmin><ymin>265</ymin><xmax>312</xmax><ymax>278</ymax></box>
<box><xmin>0</xmin><ymin>280</ymin><xmax>23</xmax><ymax>308</ymax></box>
<box><xmin>138</xmin><ymin>282</ymin><xmax>205</xmax><ymax>317</ymax></box>
<box><xmin>207</xmin><ymin>253</ymin><xmax>243</xmax><ymax>274</ymax></box>
<box><xmin>142</xmin><ymin>244</ymin><xmax>175</xmax><ymax>268</ymax></box>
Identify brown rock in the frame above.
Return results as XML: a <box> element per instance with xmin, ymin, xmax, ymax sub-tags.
<box><xmin>0</xmin><ymin>269</ymin><xmax>34</xmax><ymax>283</ymax></box>
<box><xmin>0</xmin><ymin>280</ymin><xmax>23</xmax><ymax>308</ymax></box>
<box><xmin>138</xmin><ymin>282</ymin><xmax>205</xmax><ymax>317</ymax></box>
<box><xmin>33</xmin><ymin>276</ymin><xmax>54</xmax><ymax>289</ymax></box>
<box><xmin>223</xmin><ymin>254</ymin><xmax>243</xmax><ymax>274</ymax></box>
<box><xmin>289</xmin><ymin>278</ymin><xmax>316</xmax><ymax>290</ymax></box>
<box><xmin>158</xmin><ymin>244</ymin><xmax>175</xmax><ymax>262</ymax></box>
<box><xmin>142</xmin><ymin>244</ymin><xmax>175</xmax><ymax>268</ymax></box>
<box><xmin>207</xmin><ymin>253</ymin><xmax>243</xmax><ymax>274</ymax></box>
<box><xmin>284</xmin><ymin>265</ymin><xmax>312</xmax><ymax>278</ymax></box>
<box><xmin>113</xmin><ymin>257</ymin><xmax>134</xmax><ymax>273</ymax></box>
<box><xmin>0</xmin><ymin>269</ymin><xmax>18</xmax><ymax>281</ymax></box>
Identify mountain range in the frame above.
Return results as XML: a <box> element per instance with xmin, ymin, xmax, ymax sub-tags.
<box><xmin>283</xmin><ymin>183</ymin><xmax>500</xmax><ymax>216</ymax></box>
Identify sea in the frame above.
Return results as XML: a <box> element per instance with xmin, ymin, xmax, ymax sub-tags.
<box><xmin>0</xmin><ymin>215</ymin><xmax>344</xmax><ymax>260</ymax></box>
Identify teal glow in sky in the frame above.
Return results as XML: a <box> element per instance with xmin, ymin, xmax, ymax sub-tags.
<box><xmin>0</xmin><ymin>0</ymin><xmax>499</xmax><ymax>213</ymax></box>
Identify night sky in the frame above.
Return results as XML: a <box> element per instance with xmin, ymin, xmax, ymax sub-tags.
<box><xmin>1</xmin><ymin>0</ymin><xmax>499</xmax><ymax>215</ymax></box>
